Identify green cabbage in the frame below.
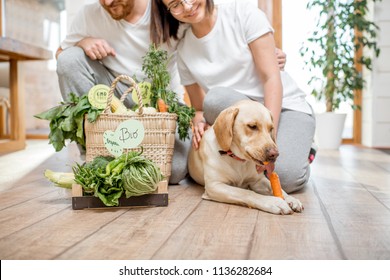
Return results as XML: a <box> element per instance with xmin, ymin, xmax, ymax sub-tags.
<box><xmin>122</xmin><ymin>157</ymin><xmax>164</xmax><ymax>198</ymax></box>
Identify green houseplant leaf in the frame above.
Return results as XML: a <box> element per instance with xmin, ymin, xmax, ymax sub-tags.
<box><xmin>301</xmin><ymin>0</ymin><xmax>381</xmax><ymax>112</ymax></box>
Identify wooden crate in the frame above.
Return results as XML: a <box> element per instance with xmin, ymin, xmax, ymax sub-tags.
<box><xmin>71</xmin><ymin>180</ymin><xmax>168</xmax><ymax>210</ymax></box>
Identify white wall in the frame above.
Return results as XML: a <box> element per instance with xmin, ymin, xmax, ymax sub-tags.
<box><xmin>0</xmin><ymin>0</ymin><xmax>63</xmax><ymax>134</ymax></box>
<box><xmin>65</xmin><ymin>0</ymin><xmax>96</xmax><ymax>31</ymax></box>
<box><xmin>362</xmin><ymin>0</ymin><xmax>390</xmax><ymax>148</ymax></box>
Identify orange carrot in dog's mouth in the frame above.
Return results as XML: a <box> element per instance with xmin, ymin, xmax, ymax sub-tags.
<box><xmin>269</xmin><ymin>172</ymin><xmax>284</xmax><ymax>199</ymax></box>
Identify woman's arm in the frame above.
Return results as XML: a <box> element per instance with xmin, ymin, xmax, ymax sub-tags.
<box><xmin>185</xmin><ymin>83</ymin><xmax>209</xmax><ymax>149</ymax></box>
<box><xmin>249</xmin><ymin>32</ymin><xmax>283</xmax><ymax>136</ymax></box>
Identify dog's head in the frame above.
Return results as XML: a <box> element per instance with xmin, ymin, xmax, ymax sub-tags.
<box><xmin>213</xmin><ymin>100</ymin><xmax>279</xmax><ymax>167</ymax></box>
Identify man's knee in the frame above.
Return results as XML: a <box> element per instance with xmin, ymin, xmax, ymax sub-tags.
<box><xmin>56</xmin><ymin>47</ymin><xmax>88</xmax><ymax>76</ymax></box>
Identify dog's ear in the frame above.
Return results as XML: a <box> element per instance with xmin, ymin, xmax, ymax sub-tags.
<box><xmin>213</xmin><ymin>107</ymin><xmax>239</xmax><ymax>151</ymax></box>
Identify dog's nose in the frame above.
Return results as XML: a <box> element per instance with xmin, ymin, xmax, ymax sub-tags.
<box><xmin>266</xmin><ymin>147</ymin><xmax>279</xmax><ymax>161</ymax></box>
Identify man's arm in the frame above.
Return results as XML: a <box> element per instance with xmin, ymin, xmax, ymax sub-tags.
<box><xmin>75</xmin><ymin>38</ymin><xmax>116</xmax><ymax>60</ymax></box>
<box><xmin>56</xmin><ymin>38</ymin><xmax>116</xmax><ymax>60</ymax></box>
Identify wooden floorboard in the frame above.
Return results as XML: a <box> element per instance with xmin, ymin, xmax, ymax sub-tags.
<box><xmin>56</xmin><ymin>184</ymin><xmax>204</xmax><ymax>260</ymax></box>
<box><xmin>153</xmin><ymin>200</ymin><xmax>258</xmax><ymax>259</ymax></box>
<box><xmin>0</xmin><ymin>140</ymin><xmax>389</xmax><ymax>260</ymax></box>
<box><xmin>249</xmin><ymin>181</ymin><xmax>344</xmax><ymax>260</ymax></box>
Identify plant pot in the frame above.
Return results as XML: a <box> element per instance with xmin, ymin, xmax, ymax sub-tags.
<box><xmin>315</xmin><ymin>112</ymin><xmax>347</xmax><ymax>150</ymax></box>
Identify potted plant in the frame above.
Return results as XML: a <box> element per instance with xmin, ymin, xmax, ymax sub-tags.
<box><xmin>300</xmin><ymin>0</ymin><xmax>381</xmax><ymax>149</ymax></box>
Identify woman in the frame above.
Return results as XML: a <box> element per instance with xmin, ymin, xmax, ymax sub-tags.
<box><xmin>151</xmin><ymin>0</ymin><xmax>315</xmax><ymax>193</ymax></box>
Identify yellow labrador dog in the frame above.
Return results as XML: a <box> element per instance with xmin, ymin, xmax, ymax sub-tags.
<box><xmin>188</xmin><ymin>100</ymin><xmax>303</xmax><ymax>215</ymax></box>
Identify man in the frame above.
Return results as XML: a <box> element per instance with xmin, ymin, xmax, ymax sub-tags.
<box><xmin>56</xmin><ymin>0</ymin><xmax>286</xmax><ymax>184</ymax></box>
<box><xmin>56</xmin><ymin>0</ymin><xmax>183</xmax><ymax>105</ymax></box>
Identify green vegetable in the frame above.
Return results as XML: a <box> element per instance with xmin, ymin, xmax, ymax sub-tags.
<box><xmin>70</xmin><ymin>150</ymin><xmax>163</xmax><ymax>206</ymax></box>
<box><xmin>44</xmin><ymin>149</ymin><xmax>163</xmax><ymax>207</ymax></box>
<box><xmin>141</xmin><ymin>45</ymin><xmax>195</xmax><ymax>140</ymax></box>
<box><xmin>112</xmin><ymin>162</ymin><xmax>125</xmax><ymax>174</ymax></box>
<box><xmin>94</xmin><ymin>174</ymin><xmax>123</xmax><ymax>206</ymax></box>
<box><xmin>122</xmin><ymin>154</ymin><xmax>164</xmax><ymax>198</ymax></box>
<box><xmin>101</xmin><ymin>155</ymin><xmax>126</xmax><ymax>177</ymax></box>
<box><xmin>85</xmin><ymin>155</ymin><xmax>114</xmax><ymax>169</ymax></box>
<box><xmin>44</xmin><ymin>169</ymin><xmax>74</xmax><ymax>189</ymax></box>
<box><xmin>168</xmin><ymin>102</ymin><xmax>195</xmax><ymax>141</ymax></box>
<box><xmin>72</xmin><ymin>163</ymin><xmax>103</xmax><ymax>194</ymax></box>
<box><xmin>142</xmin><ymin>44</ymin><xmax>171</xmax><ymax>107</ymax></box>
<box><xmin>34</xmin><ymin>93</ymin><xmax>102</xmax><ymax>152</ymax></box>
<box><xmin>95</xmin><ymin>185</ymin><xmax>123</xmax><ymax>207</ymax></box>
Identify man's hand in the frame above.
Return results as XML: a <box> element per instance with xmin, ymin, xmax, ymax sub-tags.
<box><xmin>76</xmin><ymin>37</ymin><xmax>116</xmax><ymax>60</ymax></box>
<box><xmin>55</xmin><ymin>47</ymin><xmax>63</xmax><ymax>59</ymax></box>
<box><xmin>275</xmin><ymin>48</ymin><xmax>286</xmax><ymax>71</ymax></box>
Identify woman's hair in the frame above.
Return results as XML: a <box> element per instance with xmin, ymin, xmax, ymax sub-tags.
<box><xmin>150</xmin><ymin>0</ymin><xmax>215</xmax><ymax>46</ymax></box>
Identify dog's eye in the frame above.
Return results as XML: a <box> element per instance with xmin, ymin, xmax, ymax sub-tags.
<box><xmin>247</xmin><ymin>124</ymin><xmax>258</xmax><ymax>130</ymax></box>
<box><xmin>269</xmin><ymin>127</ymin><xmax>276</xmax><ymax>139</ymax></box>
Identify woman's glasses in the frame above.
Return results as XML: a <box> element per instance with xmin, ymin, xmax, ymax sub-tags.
<box><xmin>167</xmin><ymin>0</ymin><xmax>196</xmax><ymax>15</ymax></box>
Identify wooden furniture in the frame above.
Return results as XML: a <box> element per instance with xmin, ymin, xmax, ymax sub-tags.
<box><xmin>0</xmin><ymin>37</ymin><xmax>52</xmax><ymax>153</ymax></box>
<box><xmin>258</xmin><ymin>0</ymin><xmax>282</xmax><ymax>49</ymax></box>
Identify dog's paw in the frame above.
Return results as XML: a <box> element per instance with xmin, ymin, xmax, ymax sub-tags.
<box><xmin>285</xmin><ymin>195</ymin><xmax>304</xmax><ymax>213</ymax></box>
<box><xmin>266</xmin><ymin>197</ymin><xmax>294</xmax><ymax>215</ymax></box>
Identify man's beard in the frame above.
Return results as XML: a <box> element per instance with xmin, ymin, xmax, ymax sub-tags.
<box><xmin>101</xmin><ymin>0</ymin><xmax>134</xmax><ymax>20</ymax></box>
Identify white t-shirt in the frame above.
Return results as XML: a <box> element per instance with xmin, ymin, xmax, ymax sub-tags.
<box><xmin>60</xmin><ymin>0</ymin><xmax>184</xmax><ymax>101</ymax></box>
<box><xmin>177</xmin><ymin>0</ymin><xmax>312</xmax><ymax>114</ymax></box>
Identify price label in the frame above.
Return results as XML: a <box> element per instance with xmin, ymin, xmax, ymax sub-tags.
<box><xmin>88</xmin><ymin>84</ymin><xmax>110</xmax><ymax>109</ymax></box>
<box><xmin>132</xmin><ymin>82</ymin><xmax>152</xmax><ymax>105</ymax></box>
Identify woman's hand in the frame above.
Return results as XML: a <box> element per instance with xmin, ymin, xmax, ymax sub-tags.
<box><xmin>184</xmin><ymin>84</ymin><xmax>209</xmax><ymax>149</ymax></box>
<box><xmin>192</xmin><ymin>120</ymin><xmax>210</xmax><ymax>149</ymax></box>
<box><xmin>192</xmin><ymin>113</ymin><xmax>210</xmax><ymax>149</ymax></box>
<box><xmin>275</xmin><ymin>48</ymin><xmax>286</xmax><ymax>71</ymax></box>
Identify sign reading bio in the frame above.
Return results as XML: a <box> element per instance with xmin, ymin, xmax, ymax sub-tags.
<box><xmin>103</xmin><ymin>120</ymin><xmax>145</xmax><ymax>157</ymax></box>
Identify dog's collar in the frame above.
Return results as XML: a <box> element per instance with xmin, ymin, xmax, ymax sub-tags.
<box><xmin>219</xmin><ymin>150</ymin><xmax>246</xmax><ymax>162</ymax></box>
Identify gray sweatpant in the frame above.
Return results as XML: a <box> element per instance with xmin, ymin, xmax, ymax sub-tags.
<box><xmin>203</xmin><ymin>87</ymin><xmax>315</xmax><ymax>193</ymax></box>
<box><xmin>56</xmin><ymin>47</ymin><xmax>190</xmax><ymax>184</ymax></box>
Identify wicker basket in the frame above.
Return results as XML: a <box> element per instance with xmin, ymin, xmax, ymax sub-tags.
<box><xmin>84</xmin><ymin>75</ymin><xmax>177</xmax><ymax>179</ymax></box>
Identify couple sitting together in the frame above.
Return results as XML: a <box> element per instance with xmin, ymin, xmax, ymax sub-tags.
<box><xmin>56</xmin><ymin>0</ymin><xmax>315</xmax><ymax>194</ymax></box>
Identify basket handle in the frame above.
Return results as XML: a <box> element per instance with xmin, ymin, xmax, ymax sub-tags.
<box><xmin>104</xmin><ymin>74</ymin><xmax>144</xmax><ymax>114</ymax></box>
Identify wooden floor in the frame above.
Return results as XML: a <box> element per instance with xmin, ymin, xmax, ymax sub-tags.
<box><xmin>0</xmin><ymin>140</ymin><xmax>389</xmax><ymax>260</ymax></box>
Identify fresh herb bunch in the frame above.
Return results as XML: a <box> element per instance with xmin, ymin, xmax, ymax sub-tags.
<box><xmin>34</xmin><ymin>93</ymin><xmax>102</xmax><ymax>152</ymax></box>
<box><xmin>142</xmin><ymin>44</ymin><xmax>195</xmax><ymax>140</ymax></box>
<box><xmin>142</xmin><ymin>44</ymin><xmax>172</xmax><ymax>106</ymax></box>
